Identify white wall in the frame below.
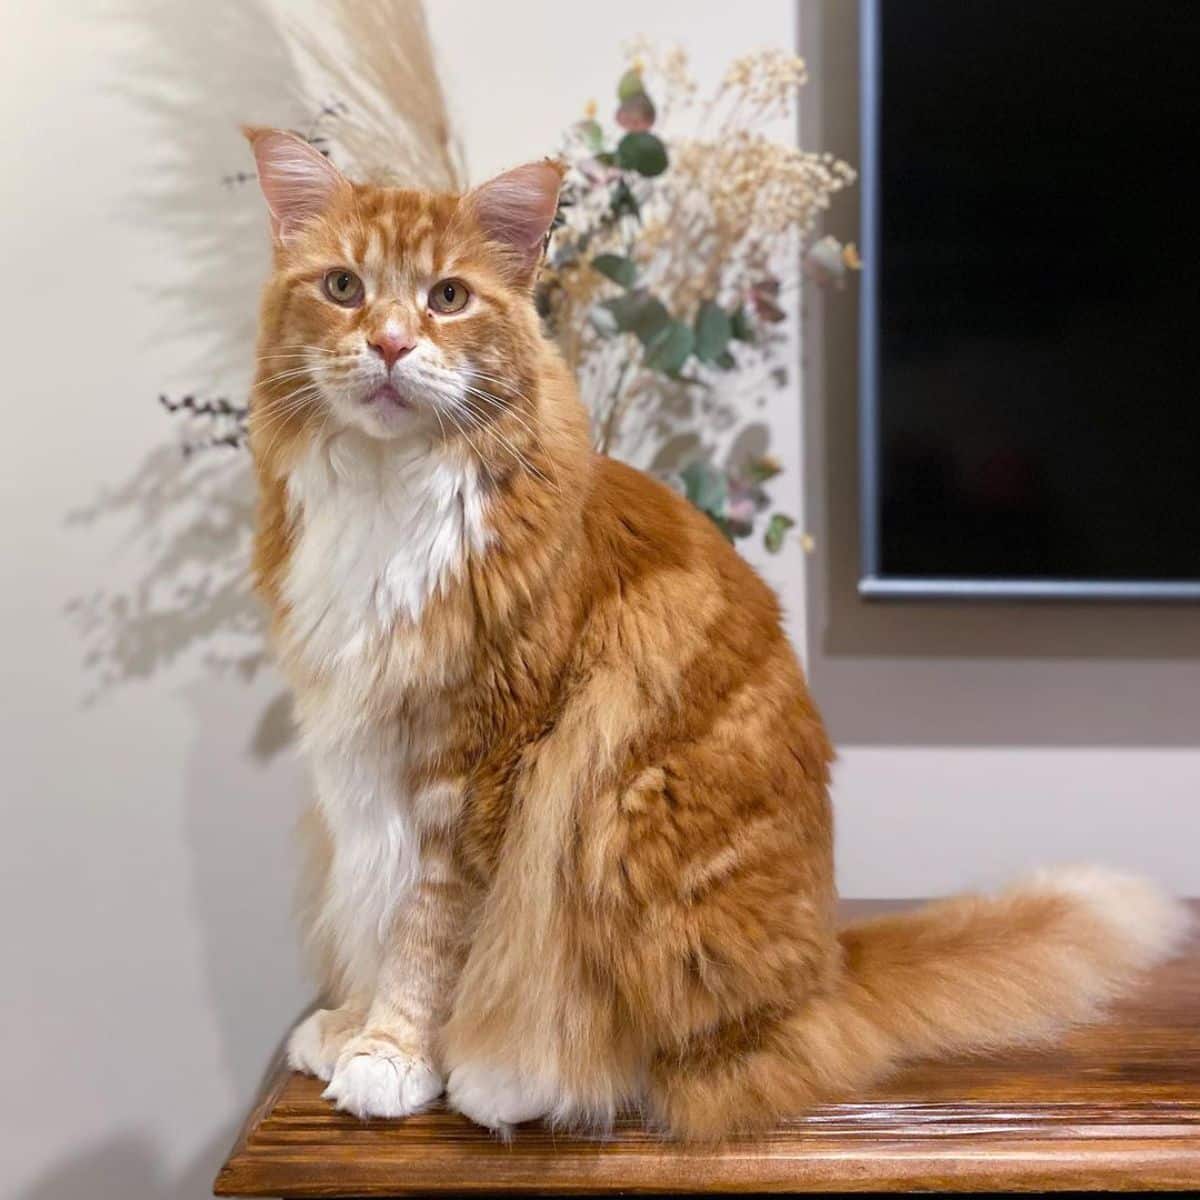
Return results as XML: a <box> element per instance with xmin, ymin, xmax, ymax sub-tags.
<box><xmin>798</xmin><ymin>0</ymin><xmax>1200</xmax><ymax>896</ymax></box>
<box><xmin>0</xmin><ymin>2</ymin><xmax>801</xmax><ymax>1197</ymax></box>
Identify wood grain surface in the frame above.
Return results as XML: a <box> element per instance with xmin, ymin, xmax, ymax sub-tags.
<box><xmin>214</xmin><ymin>900</ymin><xmax>1200</xmax><ymax>1196</ymax></box>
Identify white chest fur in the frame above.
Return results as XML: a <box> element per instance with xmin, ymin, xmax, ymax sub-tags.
<box><xmin>281</xmin><ymin>430</ymin><xmax>488</xmax><ymax>678</ymax></box>
<box><xmin>281</xmin><ymin>430</ymin><xmax>487</xmax><ymax>996</ymax></box>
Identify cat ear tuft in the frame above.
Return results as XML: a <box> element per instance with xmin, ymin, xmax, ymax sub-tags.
<box><xmin>243</xmin><ymin>125</ymin><xmax>348</xmax><ymax>243</ymax></box>
<box><xmin>467</xmin><ymin>160</ymin><xmax>565</xmax><ymax>280</ymax></box>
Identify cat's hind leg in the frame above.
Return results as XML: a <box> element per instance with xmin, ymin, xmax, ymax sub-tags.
<box><xmin>444</xmin><ymin>1060</ymin><xmax>560</xmax><ymax>1136</ymax></box>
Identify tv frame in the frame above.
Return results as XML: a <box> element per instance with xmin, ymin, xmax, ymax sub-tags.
<box><xmin>856</xmin><ymin>0</ymin><xmax>1200</xmax><ymax>602</ymax></box>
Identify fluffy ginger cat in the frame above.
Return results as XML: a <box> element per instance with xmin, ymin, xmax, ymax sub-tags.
<box><xmin>243</xmin><ymin>127</ymin><xmax>1188</xmax><ymax>1139</ymax></box>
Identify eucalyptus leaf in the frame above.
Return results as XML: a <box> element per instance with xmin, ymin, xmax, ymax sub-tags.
<box><xmin>600</xmin><ymin>290</ymin><xmax>669</xmax><ymax>343</ymax></box>
<box><xmin>617</xmin><ymin>131</ymin><xmax>668</xmax><ymax>177</ymax></box>
<box><xmin>729</xmin><ymin>305</ymin><xmax>755</xmax><ymax>342</ymax></box>
<box><xmin>617</xmin><ymin>68</ymin><xmax>645</xmax><ymax>102</ymax></box>
<box><xmin>680</xmin><ymin>459</ymin><xmax>727</xmax><ymax>517</ymax></box>
<box><xmin>764</xmin><ymin>512</ymin><xmax>796</xmax><ymax>554</ymax></box>
<box><xmin>694</xmin><ymin>300</ymin><xmax>732</xmax><ymax>362</ymax></box>
<box><xmin>610</xmin><ymin>179</ymin><xmax>641</xmax><ymax>220</ymax></box>
<box><xmin>617</xmin><ymin>93</ymin><xmax>656</xmax><ymax>132</ymax></box>
<box><xmin>629</xmin><ymin>297</ymin><xmax>670</xmax><ymax>344</ymax></box>
<box><xmin>716</xmin><ymin>350</ymin><xmax>737</xmax><ymax>370</ymax></box>
<box><xmin>576</xmin><ymin>118</ymin><xmax>605</xmax><ymax>152</ymax></box>
<box><xmin>591</xmin><ymin>253</ymin><xmax>637</xmax><ymax>288</ymax></box>
<box><xmin>643</xmin><ymin>319</ymin><xmax>695</xmax><ymax>373</ymax></box>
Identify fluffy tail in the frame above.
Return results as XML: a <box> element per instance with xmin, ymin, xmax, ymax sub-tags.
<box><xmin>651</xmin><ymin>867</ymin><xmax>1191</xmax><ymax>1138</ymax></box>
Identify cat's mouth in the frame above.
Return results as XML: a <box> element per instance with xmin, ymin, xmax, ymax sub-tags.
<box><xmin>362</xmin><ymin>382</ymin><xmax>411</xmax><ymax>410</ymax></box>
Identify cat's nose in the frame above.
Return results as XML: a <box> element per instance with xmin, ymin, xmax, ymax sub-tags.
<box><xmin>368</xmin><ymin>329</ymin><xmax>416</xmax><ymax>370</ymax></box>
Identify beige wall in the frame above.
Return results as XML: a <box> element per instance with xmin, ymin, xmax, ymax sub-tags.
<box><xmin>0</xmin><ymin>2</ymin><xmax>801</xmax><ymax>1197</ymax></box>
<box><xmin>798</xmin><ymin>0</ymin><xmax>1200</xmax><ymax>896</ymax></box>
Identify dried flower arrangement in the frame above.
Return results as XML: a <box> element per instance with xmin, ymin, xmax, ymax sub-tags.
<box><xmin>162</xmin><ymin>31</ymin><xmax>857</xmax><ymax>548</ymax></box>
<box><xmin>76</xmin><ymin>0</ymin><xmax>855</xmax><ymax>704</ymax></box>
<box><xmin>540</xmin><ymin>41</ymin><xmax>857</xmax><ymax>547</ymax></box>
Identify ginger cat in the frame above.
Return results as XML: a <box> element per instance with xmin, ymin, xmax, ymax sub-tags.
<box><xmin>243</xmin><ymin>128</ymin><xmax>1188</xmax><ymax>1138</ymax></box>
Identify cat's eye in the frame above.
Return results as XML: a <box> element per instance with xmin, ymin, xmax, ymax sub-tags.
<box><xmin>323</xmin><ymin>269</ymin><xmax>364</xmax><ymax>307</ymax></box>
<box><xmin>429</xmin><ymin>278</ymin><xmax>470</xmax><ymax>315</ymax></box>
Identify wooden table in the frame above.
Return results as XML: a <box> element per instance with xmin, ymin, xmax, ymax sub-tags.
<box><xmin>215</xmin><ymin>900</ymin><xmax>1200</xmax><ymax>1195</ymax></box>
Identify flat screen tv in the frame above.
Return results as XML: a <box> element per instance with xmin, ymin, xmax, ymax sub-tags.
<box><xmin>859</xmin><ymin>0</ymin><xmax>1200</xmax><ymax>599</ymax></box>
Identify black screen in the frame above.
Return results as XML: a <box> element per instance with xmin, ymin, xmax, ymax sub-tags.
<box><xmin>870</xmin><ymin>0</ymin><xmax>1200</xmax><ymax>586</ymax></box>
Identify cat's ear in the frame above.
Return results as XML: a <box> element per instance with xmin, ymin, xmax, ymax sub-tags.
<box><xmin>466</xmin><ymin>160</ymin><xmax>565</xmax><ymax>282</ymax></box>
<box><xmin>243</xmin><ymin>126</ymin><xmax>349</xmax><ymax>243</ymax></box>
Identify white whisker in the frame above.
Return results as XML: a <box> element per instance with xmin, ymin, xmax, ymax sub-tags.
<box><xmin>440</xmin><ymin>406</ymin><xmax>495</xmax><ymax>488</ymax></box>
<box><xmin>252</xmin><ymin>383</ymin><xmax>323</xmax><ymax>460</ymax></box>
<box><xmin>463</xmin><ymin>368</ymin><xmax>535</xmax><ymax>406</ymax></box>
<box><xmin>460</xmin><ymin>386</ymin><xmax>561</xmax><ymax>494</ymax></box>
<box><xmin>457</xmin><ymin>397</ymin><xmax>559</xmax><ymax>495</ymax></box>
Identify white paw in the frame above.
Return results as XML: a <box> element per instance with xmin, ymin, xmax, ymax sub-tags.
<box><xmin>287</xmin><ymin>1008</ymin><xmax>362</xmax><ymax>1082</ymax></box>
<box><xmin>323</xmin><ymin>1036</ymin><xmax>443</xmax><ymax>1119</ymax></box>
<box><xmin>446</xmin><ymin>1060</ymin><xmax>555</xmax><ymax>1134</ymax></box>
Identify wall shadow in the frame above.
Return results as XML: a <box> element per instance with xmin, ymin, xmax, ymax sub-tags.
<box><xmin>66</xmin><ymin>447</ymin><xmax>266</xmax><ymax>700</ymax></box>
<box><xmin>108</xmin><ymin>0</ymin><xmax>311</xmax><ymax>381</ymax></box>
<box><xmin>65</xmin><ymin>0</ymin><xmax>310</xmax><ymax>704</ymax></box>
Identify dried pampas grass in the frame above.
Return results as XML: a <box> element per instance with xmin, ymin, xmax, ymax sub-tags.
<box><xmin>295</xmin><ymin>0</ymin><xmax>465</xmax><ymax>191</ymax></box>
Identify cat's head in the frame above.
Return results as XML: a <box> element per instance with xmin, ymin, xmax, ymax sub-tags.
<box><xmin>245</xmin><ymin>127</ymin><xmax>564</xmax><ymax>451</ymax></box>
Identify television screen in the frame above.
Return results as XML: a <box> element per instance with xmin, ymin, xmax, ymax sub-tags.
<box><xmin>859</xmin><ymin>0</ymin><xmax>1200</xmax><ymax>598</ymax></box>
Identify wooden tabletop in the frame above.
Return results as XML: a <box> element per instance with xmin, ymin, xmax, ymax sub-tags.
<box><xmin>215</xmin><ymin>900</ymin><xmax>1200</xmax><ymax>1196</ymax></box>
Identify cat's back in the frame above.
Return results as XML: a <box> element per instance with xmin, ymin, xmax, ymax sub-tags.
<box><xmin>566</xmin><ymin>453</ymin><xmax>836</xmax><ymax>976</ymax></box>
<box><xmin>577</xmin><ymin>453</ymin><xmax>829</xmax><ymax>773</ymax></box>
<box><xmin>582</xmin><ymin>454</ymin><xmax>793</xmax><ymax>657</ymax></box>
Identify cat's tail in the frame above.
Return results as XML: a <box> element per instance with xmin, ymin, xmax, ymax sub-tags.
<box><xmin>652</xmin><ymin>867</ymin><xmax>1191</xmax><ymax>1138</ymax></box>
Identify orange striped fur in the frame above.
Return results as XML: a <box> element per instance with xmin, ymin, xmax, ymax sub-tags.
<box><xmin>244</xmin><ymin>129</ymin><xmax>1190</xmax><ymax>1138</ymax></box>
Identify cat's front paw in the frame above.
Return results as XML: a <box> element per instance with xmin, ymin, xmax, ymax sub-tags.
<box><xmin>287</xmin><ymin>1006</ymin><xmax>364</xmax><ymax>1082</ymax></box>
<box><xmin>446</xmin><ymin>1060</ymin><xmax>555</xmax><ymax>1135</ymax></box>
<box><xmin>322</xmin><ymin>1032</ymin><xmax>443</xmax><ymax>1119</ymax></box>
